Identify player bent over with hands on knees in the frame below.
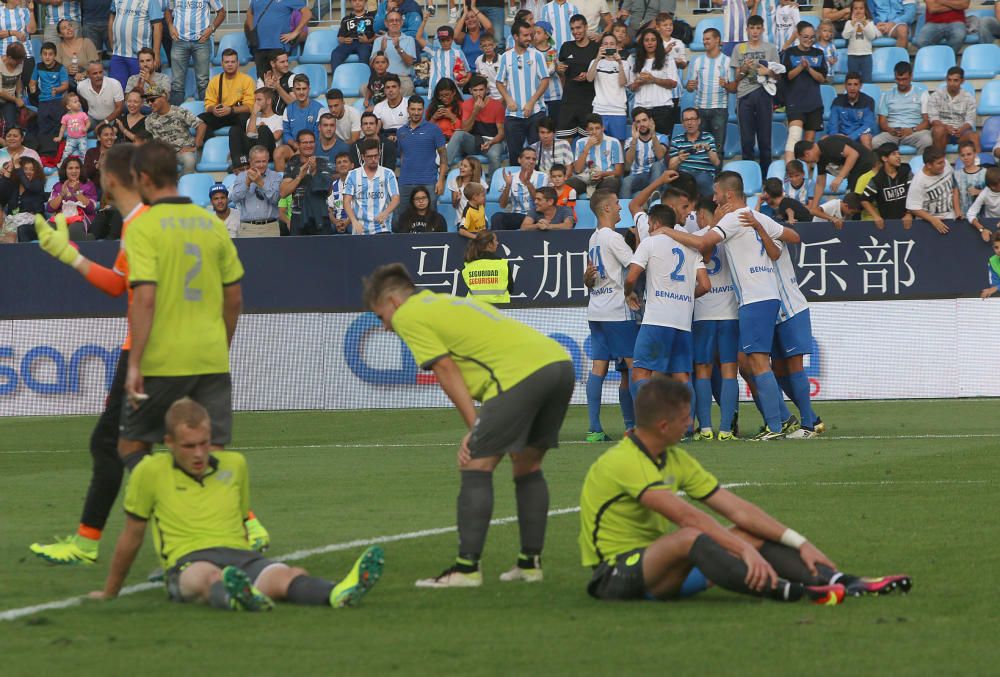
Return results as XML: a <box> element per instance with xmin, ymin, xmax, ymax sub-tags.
<box><xmin>89</xmin><ymin>398</ymin><xmax>384</xmax><ymax>611</ymax></box>
<box><xmin>364</xmin><ymin>263</ymin><xmax>575</xmax><ymax>587</ymax></box>
<box><xmin>579</xmin><ymin>376</ymin><xmax>912</xmax><ymax>603</ymax></box>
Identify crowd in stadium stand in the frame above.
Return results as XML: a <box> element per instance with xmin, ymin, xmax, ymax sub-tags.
<box><xmin>1</xmin><ymin>0</ymin><xmax>1000</xmax><ymax>242</ymax></box>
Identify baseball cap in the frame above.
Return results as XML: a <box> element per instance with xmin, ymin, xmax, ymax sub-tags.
<box><xmin>209</xmin><ymin>182</ymin><xmax>229</xmax><ymax>197</ymax></box>
<box><xmin>143</xmin><ymin>84</ymin><xmax>167</xmax><ymax>101</ymax></box>
<box><xmin>534</xmin><ymin>21</ymin><xmax>554</xmax><ymax>36</ymax></box>
<box><xmin>436</xmin><ymin>26</ymin><xmax>454</xmax><ymax>39</ymax></box>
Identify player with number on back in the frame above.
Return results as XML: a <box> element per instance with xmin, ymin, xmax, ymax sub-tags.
<box><xmin>585</xmin><ymin>190</ymin><xmax>640</xmax><ymax>442</ymax></box>
<box><xmin>624</xmin><ymin>204</ymin><xmax>710</xmax><ymax>404</ymax></box>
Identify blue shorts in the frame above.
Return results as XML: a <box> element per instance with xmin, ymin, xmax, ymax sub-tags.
<box><xmin>633</xmin><ymin>324</ymin><xmax>693</xmax><ymax>375</ymax></box>
<box><xmin>693</xmin><ymin>319</ymin><xmax>740</xmax><ymax>365</ymax></box>
<box><xmin>589</xmin><ymin>320</ymin><xmax>639</xmax><ymax>361</ymax></box>
<box><xmin>600</xmin><ymin>114</ymin><xmax>628</xmax><ymax>142</ymax></box>
<box><xmin>772</xmin><ymin>309</ymin><xmax>813</xmax><ymax>359</ymax></box>
<box><xmin>738</xmin><ymin>299</ymin><xmax>780</xmax><ymax>355</ymax></box>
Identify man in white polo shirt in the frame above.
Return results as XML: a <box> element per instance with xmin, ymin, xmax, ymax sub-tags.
<box><xmin>373</xmin><ymin>74</ymin><xmax>407</xmax><ymax>142</ymax></box>
<box><xmin>77</xmin><ymin>60</ymin><xmax>124</xmax><ymax>126</ymax></box>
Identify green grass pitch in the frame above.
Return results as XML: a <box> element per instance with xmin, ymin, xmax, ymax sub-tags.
<box><xmin>2</xmin><ymin>400</ymin><xmax>998</xmax><ymax>675</ymax></box>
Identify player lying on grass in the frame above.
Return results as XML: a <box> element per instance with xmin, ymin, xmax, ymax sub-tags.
<box><xmin>579</xmin><ymin>376</ymin><xmax>911</xmax><ymax>603</ymax></box>
<box><xmin>89</xmin><ymin>398</ymin><xmax>384</xmax><ymax>611</ymax></box>
<box><xmin>365</xmin><ymin>263</ymin><xmax>574</xmax><ymax>588</ymax></box>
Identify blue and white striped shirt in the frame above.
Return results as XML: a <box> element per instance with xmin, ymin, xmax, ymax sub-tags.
<box><xmin>111</xmin><ymin>0</ymin><xmax>164</xmax><ymax>59</ymax></box>
<box><xmin>540</xmin><ymin>45</ymin><xmax>561</xmax><ymax>102</ymax></box>
<box><xmin>426</xmin><ymin>45</ymin><xmax>469</xmax><ymax>97</ymax></box>
<box><xmin>507</xmin><ymin>169</ymin><xmax>549</xmax><ymax>214</ymax></box>
<box><xmin>168</xmin><ymin>0</ymin><xmax>222</xmax><ymax>42</ymax></box>
<box><xmin>573</xmin><ymin>136</ymin><xmax>623</xmax><ymax>172</ymax></box>
<box><xmin>624</xmin><ymin>133</ymin><xmax>669</xmax><ymax>176</ymax></box>
<box><xmin>48</xmin><ymin>1</ymin><xmax>82</xmax><ymax>25</ymax></box>
<box><xmin>757</xmin><ymin>0</ymin><xmax>779</xmax><ymax>45</ymax></box>
<box><xmin>345</xmin><ymin>165</ymin><xmax>399</xmax><ymax>234</ymax></box>
<box><xmin>539</xmin><ymin>0</ymin><xmax>578</xmax><ymax>50</ymax></box>
<box><xmin>496</xmin><ymin>47</ymin><xmax>549</xmax><ymax>119</ymax></box>
<box><xmin>722</xmin><ymin>0</ymin><xmax>749</xmax><ymax>43</ymax></box>
<box><xmin>689</xmin><ymin>52</ymin><xmax>731</xmax><ymax>109</ymax></box>
<box><xmin>0</xmin><ymin>7</ymin><xmax>34</xmax><ymax>59</ymax></box>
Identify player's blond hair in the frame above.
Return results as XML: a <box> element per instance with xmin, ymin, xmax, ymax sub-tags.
<box><xmin>363</xmin><ymin>263</ymin><xmax>416</xmax><ymax>309</ymax></box>
<box><xmin>165</xmin><ymin>397</ymin><xmax>210</xmax><ymax>436</ymax></box>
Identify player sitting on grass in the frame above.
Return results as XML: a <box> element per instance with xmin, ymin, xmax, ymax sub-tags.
<box><xmin>364</xmin><ymin>263</ymin><xmax>574</xmax><ymax>588</ymax></box>
<box><xmin>579</xmin><ymin>376</ymin><xmax>911</xmax><ymax>603</ymax></box>
<box><xmin>89</xmin><ymin>398</ymin><xmax>384</xmax><ymax>611</ymax></box>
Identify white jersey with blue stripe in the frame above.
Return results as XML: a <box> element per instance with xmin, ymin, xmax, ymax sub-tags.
<box><xmin>426</xmin><ymin>45</ymin><xmax>469</xmax><ymax>97</ymax></box>
<box><xmin>689</xmin><ymin>53</ymin><xmax>731</xmax><ymax>109</ymax></box>
<box><xmin>540</xmin><ymin>46</ymin><xmax>562</xmax><ymax>101</ymax></box>
<box><xmin>712</xmin><ymin>207</ymin><xmax>783</xmax><ymax>306</ymax></box>
<box><xmin>0</xmin><ymin>8</ymin><xmax>34</xmax><ymax>58</ymax></box>
<box><xmin>587</xmin><ymin>226</ymin><xmax>635</xmax><ymax>322</ymax></box>
<box><xmin>48</xmin><ymin>1</ymin><xmax>82</xmax><ymax>25</ymax></box>
<box><xmin>773</xmin><ymin>243</ymin><xmax>809</xmax><ymax>322</ymax></box>
<box><xmin>345</xmin><ymin>165</ymin><xmax>398</xmax><ymax>234</ymax></box>
<box><xmin>496</xmin><ymin>47</ymin><xmax>549</xmax><ymax>119</ymax></box>
<box><xmin>574</xmin><ymin>136</ymin><xmax>623</xmax><ymax>173</ymax></box>
<box><xmin>168</xmin><ymin>0</ymin><xmax>222</xmax><ymax>42</ymax></box>
<box><xmin>112</xmin><ymin>0</ymin><xmax>164</xmax><ymax>59</ymax></box>
<box><xmin>693</xmin><ymin>226</ymin><xmax>738</xmax><ymax>321</ymax></box>
<box><xmin>624</xmin><ymin>134</ymin><xmax>668</xmax><ymax>176</ymax></box>
<box><xmin>540</xmin><ymin>0</ymin><xmax>579</xmax><ymax>50</ymax></box>
<box><xmin>507</xmin><ymin>169</ymin><xmax>549</xmax><ymax>214</ymax></box>
<box><xmin>631</xmin><ymin>233</ymin><xmax>704</xmax><ymax>331</ymax></box>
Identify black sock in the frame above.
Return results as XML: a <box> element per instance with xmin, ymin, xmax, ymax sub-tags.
<box><xmin>208</xmin><ymin>581</ymin><xmax>232</xmax><ymax>610</ymax></box>
<box><xmin>286</xmin><ymin>575</ymin><xmax>336</xmax><ymax>606</ymax></box>
<box><xmin>80</xmin><ymin>408</ymin><xmax>125</xmax><ymax>530</ymax></box>
<box><xmin>689</xmin><ymin>534</ymin><xmax>804</xmax><ymax>602</ymax></box>
<box><xmin>514</xmin><ymin>470</ymin><xmax>549</xmax><ymax>559</ymax></box>
<box><xmin>758</xmin><ymin>541</ymin><xmax>829</xmax><ymax>586</ymax></box>
<box><xmin>457</xmin><ymin>470</ymin><xmax>494</xmax><ymax>565</ymax></box>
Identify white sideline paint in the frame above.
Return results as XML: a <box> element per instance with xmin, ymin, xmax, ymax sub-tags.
<box><xmin>2</xmin><ymin>478</ymin><xmax>992</xmax><ymax>622</ymax></box>
<box><xmin>5</xmin><ymin>431</ymin><xmax>1000</xmax><ymax>455</ymax></box>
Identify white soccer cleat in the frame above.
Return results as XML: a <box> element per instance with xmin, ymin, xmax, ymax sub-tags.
<box><xmin>787</xmin><ymin>427</ymin><xmax>819</xmax><ymax>439</ymax></box>
<box><xmin>415</xmin><ymin>564</ymin><xmax>483</xmax><ymax>588</ymax></box>
<box><xmin>499</xmin><ymin>565</ymin><xmax>544</xmax><ymax>583</ymax></box>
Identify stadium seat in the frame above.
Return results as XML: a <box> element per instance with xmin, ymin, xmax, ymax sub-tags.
<box><xmin>213</xmin><ymin>126</ymin><xmax>232</xmax><ymax>138</ymax></box>
<box><xmin>44</xmin><ymin>174</ymin><xmax>58</xmax><ymax>192</ymax></box>
<box><xmin>769</xmin><ymin>123</ymin><xmax>787</xmax><ymax>158</ymax></box>
<box><xmin>438</xmin><ymin>202</ymin><xmax>458</xmax><ymax>232</ymax></box>
<box><xmin>912</xmin><ymin>45</ymin><xmax>955</xmax><ymax>81</ymax></box>
<box><xmin>178</xmin><ymin>173</ymin><xmax>216</xmax><ymax>206</ymax></box>
<box><xmin>766</xmin><ymin>159</ymin><xmax>785</xmax><ymax>180</ymax></box>
<box><xmin>292</xmin><ymin>64</ymin><xmax>329</xmax><ymax>98</ymax></box>
<box><xmin>727</xmin><ymin>94</ymin><xmax>736</xmax><ymax>124</ymax></box>
<box><xmin>824</xmin><ymin>173</ymin><xmax>845</xmax><ymax>195</ymax></box>
<box><xmin>196</xmin><ymin>137</ymin><xmax>230</xmax><ymax>172</ymax></box>
<box><xmin>679</xmin><ymin>89</ymin><xmax>695</xmax><ymax>114</ymax></box>
<box><xmin>959</xmin><ymin>43</ymin><xmax>1000</xmax><ymax>79</ymax></box>
<box><xmin>576</xmin><ymin>206</ymin><xmax>597</xmax><ymax>229</ymax></box>
<box><xmin>861</xmin><ymin>83</ymin><xmax>882</xmax><ymax>103</ymax></box>
<box><xmin>722</xmin><ymin>160</ymin><xmax>762</xmax><ymax>195</ymax></box>
<box><xmin>871</xmin><ymin>47</ymin><xmax>909</xmax><ymax>83</ymax></box>
<box><xmin>871</xmin><ymin>36</ymin><xmax>896</xmax><ymax>47</ymax></box>
<box><xmin>723</xmin><ymin>122</ymin><xmax>741</xmax><ymax>159</ymax></box>
<box><xmin>213</xmin><ymin>32</ymin><xmax>252</xmax><ymax>65</ymax></box>
<box><xmin>801</xmin><ymin>15</ymin><xmax>820</xmax><ymax>30</ymax></box>
<box><xmin>487</xmin><ymin>167</ymin><xmax>518</xmax><ymax>201</ymax></box>
<box><xmin>298</xmin><ymin>29</ymin><xmax>339</xmax><ymax>64</ymax></box>
<box><xmin>615</xmin><ymin>200</ymin><xmax>635</xmax><ymax>229</ymax></box>
<box><xmin>909</xmin><ymin>155</ymin><xmax>923</xmax><ymax>174</ymax></box>
<box><xmin>671</xmin><ymin>123</ymin><xmax>684</xmax><ymax>138</ymax></box>
<box><xmin>981</xmin><ymin>116</ymin><xmax>1000</xmax><ymax>153</ymax></box>
<box><xmin>690</xmin><ymin>17</ymin><xmax>723</xmax><ymax>51</ymax></box>
<box><xmin>978</xmin><ymin>81</ymin><xmax>1000</xmax><ymax>116</ymax></box>
<box><xmin>330</xmin><ymin>63</ymin><xmax>370</xmax><ymax>98</ymax></box>
<box><xmin>352</xmin><ymin>98</ymin><xmax>366</xmax><ymax>113</ymax></box>
<box><xmin>222</xmin><ymin>173</ymin><xmax>237</xmax><ymax>192</ymax></box>
<box><xmin>181</xmin><ymin>100</ymin><xmax>205</xmax><ymax>116</ymax></box>
<box><xmin>820</xmin><ymin>84</ymin><xmax>836</xmax><ymax>120</ymax></box>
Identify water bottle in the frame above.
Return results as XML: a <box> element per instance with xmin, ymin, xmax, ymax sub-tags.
<box><xmin>71</xmin><ymin>54</ymin><xmax>79</xmax><ymax>74</ymax></box>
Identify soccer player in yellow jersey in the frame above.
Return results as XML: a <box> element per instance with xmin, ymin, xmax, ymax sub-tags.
<box><xmin>580</xmin><ymin>376</ymin><xmax>912</xmax><ymax>603</ymax></box>
<box><xmin>365</xmin><ymin>263</ymin><xmax>575</xmax><ymax>588</ymax></box>
<box><xmin>89</xmin><ymin>399</ymin><xmax>384</xmax><ymax>610</ymax></box>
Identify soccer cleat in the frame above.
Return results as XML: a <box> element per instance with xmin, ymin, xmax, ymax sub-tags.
<box><xmin>805</xmin><ymin>583</ymin><xmax>846</xmax><ymax>606</ymax></box>
<box><xmin>845</xmin><ymin>575</ymin><xmax>912</xmax><ymax>597</ymax></box>
<box><xmin>717</xmin><ymin>431</ymin><xmax>737</xmax><ymax>441</ymax></box>
<box><xmin>415</xmin><ymin>563</ymin><xmax>483</xmax><ymax>588</ymax></box>
<box><xmin>781</xmin><ymin>415</ymin><xmax>800</xmax><ymax>434</ymax></box>
<box><xmin>499</xmin><ymin>555</ymin><xmax>543</xmax><ymax>583</ymax></box>
<box><xmin>585</xmin><ymin>431</ymin><xmax>612</xmax><ymax>442</ymax></box>
<box><xmin>222</xmin><ymin>566</ymin><xmax>274</xmax><ymax>612</ymax></box>
<box><xmin>30</xmin><ymin>534</ymin><xmax>99</xmax><ymax>565</ymax></box>
<box><xmin>752</xmin><ymin>429</ymin><xmax>786</xmax><ymax>441</ymax></box>
<box><xmin>245</xmin><ymin>517</ymin><xmax>270</xmax><ymax>552</ymax></box>
<box><xmin>694</xmin><ymin>428</ymin><xmax>714</xmax><ymax>441</ymax></box>
<box><xmin>330</xmin><ymin>545</ymin><xmax>385</xmax><ymax>608</ymax></box>
<box><xmin>786</xmin><ymin>427</ymin><xmax>819</xmax><ymax>439</ymax></box>
<box><xmin>731</xmin><ymin>412</ymin><xmax>740</xmax><ymax>437</ymax></box>
<box><xmin>814</xmin><ymin>417</ymin><xmax>826</xmax><ymax>434</ymax></box>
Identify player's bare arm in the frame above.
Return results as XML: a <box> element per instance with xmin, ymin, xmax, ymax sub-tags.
<box><xmin>660</xmin><ymin>225</ymin><xmax>720</xmax><ymax>255</ymax></box>
<box><xmin>623</xmin><ymin>262</ymin><xmax>644</xmax><ymax>310</ymax></box>
<box><xmin>223</xmin><ymin>283</ymin><xmax>242</xmax><ymax>347</ymax></box>
<box><xmin>126</xmin><ymin>284</ymin><xmax>157</xmax><ymax>402</ymax></box>
<box><xmin>694</xmin><ymin>268</ymin><xmax>711</xmax><ymax>298</ymax></box>
<box><xmin>89</xmin><ymin>516</ymin><xmax>147</xmax><ymax>600</ymax></box>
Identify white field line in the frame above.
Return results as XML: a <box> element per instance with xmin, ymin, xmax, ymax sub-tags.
<box><xmin>5</xmin><ymin>431</ymin><xmax>1000</xmax><ymax>455</ymax></box>
<box><xmin>2</xmin><ymin>477</ymin><xmax>992</xmax><ymax>622</ymax></box>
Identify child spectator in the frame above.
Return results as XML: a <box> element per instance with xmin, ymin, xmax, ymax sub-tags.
<box><xmin>861</xmin><ymin>142</ymin><xmax>913</xmax><ymax>229</ymax></box>
<box><xmin>474</xmin><ymin>33</ymin><xmax>501</xmax><ymax>99</ymax></box>
<box><xmin>30</xmin><ymin>42</ymin><xmax>70</xmax><ymax>157</ymax></box>
<box><xmin>330</xmin><ymin>0</ymin><xmax>377</xmax><ymax>74</ymax></box>
<box><xmin>533</xmin><ymin>21</ymin><xmax>562</xmax><ymax>124</ymax></box>
<box><xmin>980</xmin><ymin>230</ymin><xmax>1000</xmax><ymax>299</ymax></box>
<box><xmin>447</xmin><ymin>156</ymin><xmax>486</xmax><ymax>230</ymax></box>
<box><xmin>817</xmin><ymin>20</ymin><xmax>839</xmax><ymax>82</ymax></box>
<box><xmin>548</xmin><ymin>163</ymin><xmax>577</xmax><ymax>222</ymax></box>
<box><xmin>363</xmin><ymin>52</ymin><xmax>392</xmax><ymax>111</ymax></box>
<box><xmin>459</xmin><ymin>182</ymin><xmax>487</xmax><ymax>238</ymax></box>
<box><xmin>762</xmin><ymin>176</ymin><xmax>812</xmax><ymax>223</ymax></box>
<box><xmin>967</xmin><ymin>166</ymin><xmax>1000</xmax><ymax>242</ymax></box>
<box><xmin>396</xmin><ymin>185</ymin><xmax>447</xmax><ymax>232</ymax></box>
<box><xmin>784</xmin><ymin>159</ymin><xmax>811</xmax><ymax>204</ymax></box>
<box><xmin>955</xmin><ymin>140</ymin><xmax>985</xmax><ymax>217</ymax></box>
<box><xmin>774</xmin><ymin>0</ymin><xmax>801</xmax><ymax>52</ymax></box>
<box><xmin>610</xmin><ymin>21</ymin><xmax>632</xmax><ymax>60</ymax></box>
<box><xmin>54</xmin><ymin>91</ymin><xmax>90</xmax><ymax>160</ymax></box>
<box><xmin>842</xmin><ymin>1</ymin><xmax>877</xmax><ymax>84</ymax></box>
<box><xmin>809</xmin><ymin>191</ymin><xmax>862</xmax><ymax>229</ymax></box>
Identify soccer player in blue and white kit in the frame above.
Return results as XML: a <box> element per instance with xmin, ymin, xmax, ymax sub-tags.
<box><xmin>585</xmin><ymin>190</ymin><xmax>639</xmax><ymax>442</ymax></box>
<box><xmin>658</xmin><ymin>171</ymin><xmax>800</xmax><ymax>440</ymax></box>
<box><xmin>108</xmin><ymin>0</ymin><xmax>164</xmax><ymax>90</ymax></box>
<box><xmin>624</xmin><ymin>204</ymin><xmax>710</xmax><ymax>402</ymax></box>
<box><xmin>345</xmin><ymin>138</ymin><xmax>400</xmax><ymax>235</ymax></box>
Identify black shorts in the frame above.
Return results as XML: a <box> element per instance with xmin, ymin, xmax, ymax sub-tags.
<box><xmin>557</xmin><ymin>100</ymin><xmax>593</xmax><ymax>137</ymax></box>
<box><xmin>467</xmin><ymin>361</ymin><xmax>575</xmax><ymax>458</ymax></box>
<box><xmin>120</xmin><ymin>373</ymin><xmax>233</xmax><ymax>445</ymax></box>
<box><xmin>587</xmin><ymin>548</ymin><xmax>647</xmax><ymax>600</ymax></box>
<box><xmin>165</xmin><ymin>547</ymin><xmax>278</xmax><ymax>601</ymax></box>
<box><xmin>786</xmin><ymin>108</ymin><xmax>824</xmax><ymax>132</ymax></box>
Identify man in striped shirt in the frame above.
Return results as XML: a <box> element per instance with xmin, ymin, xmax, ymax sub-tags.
<box><xmin>497</xmin><ymin>20</ymin><xmax>550</xmax><ymax>171</ymax></box>
<box><xmin>40</xmin><ymin>0</ymin><xmax>81</xmax><ymax>44</ymax></box>
<box><xmin>490</xmin><ymin>146</ymin><xmax>550</xmax><ymax>230</ymax></box>
<box><xmin>686</xmin><ymin>27</ymin><xmax>730</xmax><ymax>159</ymax></box>
<box><xmin>669</xmin><ymin>108</ymin><xmax>721</xmax><ymax>198</ymax></box>
<box><xmin>568</xmin><ymin>114</ymin><xmax>624</xmax><ymax>194</ymax></box>
<box><xmin>345</xmin><ymin>138</ymin><xmax>400</xmax><ymax>235</ymax></box>
<box><xmin>530</xmin><ymin>116</ymin><xmax>574</xmax><ymax>173</ymax></box>
<box><xmin>622</xmin><ymin>107</ymin><xmax>668</xmax><ymax>198</ymax></box>
<box><xmin>107</xmin><ymin>0</ymin><xmax>163</xmax><ymax>90</ymax></box>
<box><xmin>165</xmin><ymin>0</ymin><xmax>224</xmax><ymax>105</ymax></box>
<box><xmin>540</xmin><ymin>0</ymin><xmax>578</xmax><ymax>50</ymax></box>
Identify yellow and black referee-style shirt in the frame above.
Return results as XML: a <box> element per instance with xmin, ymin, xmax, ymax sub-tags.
<box><xmin>124</xmin><ymin>451</ymin><xmax>251</xmax><ymax>568</ymax></box>
<box><xmin>578</xmin><ymin>433</ymin><xmax>720</xmax><ymax>567</ymax></box>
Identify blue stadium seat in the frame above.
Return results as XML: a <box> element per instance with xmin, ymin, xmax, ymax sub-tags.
<box><xmin>801</xmin><ymin>15</ymin><xmax>820</xmax><ymax>30</ymax></box>
<box><xmin>246</xmin><ymin>64</ymin><xmax>257</xmax><ymax>82</ymax></box>
<box><xmin>871</xmin><ymin>36</ymin><xmax>897</xmax><ymax>47</ymax></box>
<box><xmin>298</xmin><ymin>29</ymin><xmax>339</xmax><ymax>64</ymax></box>
<box><xmin>30</xmin><ymin>38</ymin><xmax>41</xmax><ymax>61</ymax></box>
<box><xmin>981</xmin><ymin>116</ymin><xmax>1000</xmax><ymax>153</ymax></box>
<box><xmin>871</xmin><ymin>47</ymin><xmax>909</xmax><ymax>83</ymax></box>
<box><xmin>181</xmin><ymin>100</ymin><xmax>205</xmax><ymax>116</ymax></box>
<box><xmin>690</xmin><ymin>17</ymin><xmax>723</xmax><ymax>51</ymax></box>
<box><xmin>438</xmin><ymin>202</ymin><xmax>458</xmax><ymax>232</ymax></box>
<box><xmin>824</xmin><ymin>173</ymin><xmax>845</xmax><ymax>195</ymax></box>
<box><xmin>292</xmin><ymin>64</ymin><xmax>329</xmax><ymax>98</ymax></box>
<box><xmin>213</xmin><ymin>126</ymin><xmax>232</xmax><ymax>137</ymax></box>
<box><xmin>769</xmin><ymin>123</ymin><xmax>787</xmax><ymax>158</ymax></box>
<box><xmin>979</xmin><ymin>81</ymin><xmax>1000</xmax><ymax>116</ymax></box>
<box><xmin>722</xmin><ymin>160</ymin><xmax>762</xmax><ymax>194</ymax></box>
<box><xmin>213</xmin><ymin>33</ymin><xmax>252</xmax><ymax>65</ymax></box>
<box><xmin>576</xmin><ymin>206</ymin><xmax>597</xmax><ymax>229</ymax></box>
<box><xmin>196</xmin><ymin>137</ymin><xmax>230</xmax><ymax>172</ymax></box>
<box><xmin>330</xmin><ymin>62</ymin><xmax>370</xmax><ymax>98</ymax></box>
<box><xmin>184</xmin><ymin>68</ymin><xmax>197</xmax><ymax>100</ymax></box>
<box><xmin>861</xmin><ymin>83</ymin><xmax>882</xmax><ymax>103</ymax></box>
<box><xmin>487</xmin><ymin>167</ymin><xmax>518</xmax><ymax>201</ymax></box>
<box><xmin>831</xmin><ymin>48</ymin><xmax>848</xmax><ymax>84</ymax></box>
<box><xmin>723</xmin><ymin>122</ymin><xmax>741</xmax><ymax>159</ymax></box>
<box><xmin>352</xmin><ymin>98</ymin><xmax>366</xmax><ymax>113</ymax></box>
<box><xmin>727</xmin><ymin>94</ymin><xmax>736</xmax><ymax>124</ymax></box>
<box><xmin>178</xmin><ymin>173</ymin><xmax>216</xmax><ymax>207</ymax></box>
<box><xmin>617</xmin><ymin>200</ymin><xmax>635</xmax><ymax>229</ymax></box>
<box><xmin>45</xmin><ymin>174</ymin><xmax>59</xmax><ymax>192</ymax></box>
<box><xmin>820</xmin><ymin>84</ymin><xmax>836</xmax><ymax>120</ymax></box>
<box><xmin>766</xmin><ymin>159</ymin><xmax>785</xmax><ymax>180</ymax></box>
<box><xmin>222</xmin><ymin>173</ymin><xmax>237</xmax><ymax>192</ymax></box>
<box><xmin>671</xmin><ymin>123</ymin><xmax>684</xmax><ymax>138</ymax></box>
<box><xmin>912</xmin><ymin>45</ymin><xmax>955</xmax><ymax>81</ymax></box>
<box><xmin>909</xmin><ymin>155</ymin><xmax>923</xmax><ymax>174</ymax></box>
<box><xmin>959</xmin><ymin>43</ymin><xmax>1000</xmax><ymax>79</ymax></box>
<box><xmin>679</xmin><ymin>89</ymin><xmax>695</xmax><ymax>114</ymax></box>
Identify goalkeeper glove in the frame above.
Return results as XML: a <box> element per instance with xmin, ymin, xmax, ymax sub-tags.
<box><xmin>36</xmin><ymin>214</ymin><xmax>82</xmax><ymax>268</ymax></box>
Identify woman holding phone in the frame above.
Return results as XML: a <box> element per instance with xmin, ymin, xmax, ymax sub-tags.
<box><xmin>586</xmin><ymin>33</ymin><xmax>630</xmax><ymax>142</ymax></box>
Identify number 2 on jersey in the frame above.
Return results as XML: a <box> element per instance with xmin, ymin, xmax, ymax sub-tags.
<box><xmin>184</xmin><ymin>242</ymin><xmax>202</xmax><ymax>302</ymax></box>
<box><xmin>670</xmin><ymin>247</ymin><xmax>686</xmax><ymax>282</ymax></box>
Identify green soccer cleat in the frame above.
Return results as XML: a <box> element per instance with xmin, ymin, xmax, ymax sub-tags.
<box><xmin>694</xmin><ymin>428</ymin><xmax>714</xmax><ymax>441</ymax></box>
<box><xmin>245</xmin><ymin>517</ymin><xmax>270</xmax><ymax>552</ymax></box>
<box><xmin>585</xmin><ymin>431</ymin><xmax>612</xmax><ymax>442</ymax></box>
<box><xmin>717</xmin><ymin>431</ymin><xmax>737</xmax><ymax>441</ymax></box>
<box><xmin>781</xmin><ymin>415</ymin><xmax>800</xmax><ymax>434</ymax></box>
<box><xmin>222</xmin><ymin>566</ymin><xmax>274</xmax><ymax>611</ymax></box>
<box><xmin>30</xmin><ymin>534</ymin><xmax>99</xmax><ymax>565</ymax></box>
<box><xmin>330</xmin><ymin>545</ymin><xmax>385</xmax><ymax>607</ymax></box>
